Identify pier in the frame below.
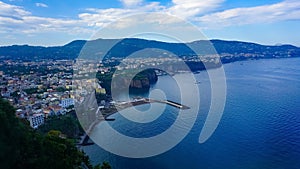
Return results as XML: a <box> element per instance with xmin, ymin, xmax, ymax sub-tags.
<box><xmin>79</xmin><ymin>98</ymin><xmax>189</xmax><ymax>146</ymax></box>
<box><xmin>146</xmin><ymin>99</ymin><xmax>190</xmax><ymax>110</ymax></box>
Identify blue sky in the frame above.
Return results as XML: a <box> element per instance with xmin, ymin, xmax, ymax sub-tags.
<box><xmin>0</xmin><ymin>0</ymin><xmax>299</xmax><ymax>46</ymax></box>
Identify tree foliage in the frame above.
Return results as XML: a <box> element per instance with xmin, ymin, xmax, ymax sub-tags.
<box><xmin>38</xmin><ymin>114</ymin><xmax>84</xmax><ymax>139</ymax></box>
<box><xmin>0</xmin><ymin>98</ymin><xmax>106</xmax><ymax>169</ymax></box>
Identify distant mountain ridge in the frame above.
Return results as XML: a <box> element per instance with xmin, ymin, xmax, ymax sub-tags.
<box><xmin>0</xmin><ymin>38</ymin><xmax>299</xmax><ymax>61</ymax></box>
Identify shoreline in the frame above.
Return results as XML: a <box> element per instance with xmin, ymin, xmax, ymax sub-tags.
<box><xmin>79</xmin><ymin>98</ymin><xmax>190</xmax><ymax>146</ymax></box>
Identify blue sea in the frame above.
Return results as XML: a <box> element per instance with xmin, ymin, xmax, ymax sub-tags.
<box><xmin>83</xmin><ymin>58</ymin><xmax>300</xmax><ymax>169</ymax></box>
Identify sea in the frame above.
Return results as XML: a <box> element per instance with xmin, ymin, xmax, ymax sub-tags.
<box><xmin>82</xmin><ymin>57</ymin><xmax>300</xmax><ymax>169</ymax></box>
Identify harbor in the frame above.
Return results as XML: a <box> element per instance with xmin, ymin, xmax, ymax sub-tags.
<box><xmin>78</xmin><ymin>98</ymin><xmax>190</xmax><ymax>146</ymax></box>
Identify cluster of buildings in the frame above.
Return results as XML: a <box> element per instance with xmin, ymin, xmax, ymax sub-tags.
<box><xmin>0</xmin><ymin>55</ymin><xmax>224</xmax><ymax>128</ymax></box>
<box><xmin>111</xmin><ymin>54</ymin><xmax>223</xmax><ymax>73</ymax></box>
<box><xmin>0</xmin><ymin>60</ymin><xmax>76</xmax><ymax>129</ymax></box>
<box><xmin>0</xmin><ymin>59</ymin><xmax>112</xmax><ymax>129</ymax></box>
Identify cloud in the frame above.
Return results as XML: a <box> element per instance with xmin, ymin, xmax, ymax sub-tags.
<box><xmin>79</xmin><ymin>2</ymin><xmax>166</xmax><ymax>28</ymax></box>
<box><xmin>78</xmin><ymin>0</ymin><xmax>226</xmax><ymax>28</ymax></box>
<box><xmin>197</xmin><ymin>0</ymin><xmax>300</xmax><ymax>28</ymax></box>
<box><xmin>0</xmin><ymin>1</ymin><xmax>91</xmax><ymax>35</ymax></box>
<box><xmin>1</xmin><ymin>0</ymin><xmax>225</xmax><ymax>35</ymax></box>
<box><xmin>79</xmin><ymin>8</ymin><xmax>133</xmax><ymax>27</ymax></box>
<box><xmin>35</xmin><ymin>3</ymin><xmax>48</xmax><ymax>8</ymax></box>
<box><xmin>119</xmin><ymin>0</ymin><xmax>143</xmax><ymax>7</ymax></box>
<box><xmin>1</xmin><ymin>0</ymin><xmax>300</xmax><ymax>41</ymax></box>
<box><xmin>0</xmin><ymin>1</ymin><xmax>30</xmax><ymax>16</ymax></box>
<box><xmin>168</xmin><ymin>0</ymin><xmax>224</xmax><ymax>19</ymax></box>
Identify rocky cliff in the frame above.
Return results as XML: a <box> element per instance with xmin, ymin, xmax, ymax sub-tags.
<box><xmin>100</xmin><ymin>69</ymin><xmax>158</xmax><ymax>94</ymax></box>
<box><xmin>129</xmin><ymin>69</ymin><xmax>158</xmax><ymax>90</ymax></box>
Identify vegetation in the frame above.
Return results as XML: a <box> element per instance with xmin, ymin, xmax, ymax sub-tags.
<box><xmin>0</xmin><ymin>39</ymin><xmax>299</xmax><ymax>62</ymax></box>
<box><xmin>0</xmin><ymin>63</ymin><xmax>72</xmax><ymax>77</ymax></box>
<box><xmin>96</xmin><ymin>162</ymin><xmax>112</xmax><ymax>169</ymax></box>
<box><xmin>38</xmin><ymin>113</ymin><xmax>84</xmax><ymax>139</ymax></box>
<box><xmin>24</xmin><ymin>88</ymin><xmax>38</xmax><ymax>95</ymax></box>
<box><xmin>96</xmin><ymin>68</ymin><xmax>158</xmax><ymax>95</ymax></box>
<box><xmin>0</xmin><ymin>98</ymin><xmax>111</xmax><ymax>169</ymax></box>
<box><xmin>56</xmin><ymin>86</ymin><xmax>70</xmax><ymax>92</ymax></box>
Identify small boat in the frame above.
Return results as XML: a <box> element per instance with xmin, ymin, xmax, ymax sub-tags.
<box><xmin>105</xmin><ymin>118</ymin><xmax>115</xmax><ymax>121</ymax></box>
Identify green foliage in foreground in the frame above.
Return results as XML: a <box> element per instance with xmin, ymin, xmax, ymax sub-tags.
<box><xmin>38</xmin><ymin>114</ymin><xmax>84</xmax><ymax>139</ymax></box>
<box><xmin>0</xmin><ymin>98</ymin><xmax>111</xmax><ymax>169</ymax></box>
<box><xmin>94</xmin><ymin>162</ymin><xmax>112</xmax><ymax>169</ymax></box>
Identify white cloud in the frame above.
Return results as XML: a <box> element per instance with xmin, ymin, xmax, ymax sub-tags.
<box><xmin>79</xmin><ymin>2</ymin><xmax>166</xmax><ymax>28</ymax></box>
<box><xmin>35</xmin><ymin>3</ymin><xmax>48</xmax><ymax>8</ymax></box>
<box><xmin>119</xmin><ymin>0</ymin><xmax>143</xmax><ymax>7</ymax></box>
<box><xmin>1</xmin><ymin>0</ymin><xmax>300</xmax><ymax>41</ymax></box>
<box><xmin>0</xmin><ymin>1</ymin><xmax>91</xmax><ymax>35</ymax></box>
<box><xmin>197</xmin><ymin>0</ymin><xmax>300</xmax><ymax>28</ymax></box>
<box><xmin>168</xmin><ymin>0</ymin><xmax>224</xmax><ymax>19</ymax></box>
<box><xmin>0</xmin><ymin>1</ymin><xmax>30</xmax><ymax>16</ymax></box>
<box><xmin>78</xmin><ymin>0</ymin><xmax>225</xmax><ymax>29</ymax></box>
<box><xmin>0</xmin><ymin>0</ymin><xmax>225</xmax><ymax>35</ymax></box>
<box><xmin>79</xmin><ymin>8</ymin><xmax>133</xmax><ymax>27</ymax></box>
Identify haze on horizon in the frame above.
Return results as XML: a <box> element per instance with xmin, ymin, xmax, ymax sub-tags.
<box><xmin>0</xmin><ymin>0</ymin><xmax>300</xmax><ymax>46</ymax></box>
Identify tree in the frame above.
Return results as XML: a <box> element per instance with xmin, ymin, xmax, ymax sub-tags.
<box><xmin>38</xmin><ymin>115</ymin><xmax>84</xmax><ymax>139</ymax></box>
<box><xmin>0</xmin><ymin>97</ymin><xmax>26</xmax><ymax>169</ymax></box>
<box><xmin>101</xmin><ymin>162</ymin><xmax>112</xmax><ymax>169</ymax></box>
<box><xmin>0</xmin><ymin>98</ymin><xmax>95</xmax><ymax>169</ymax></box>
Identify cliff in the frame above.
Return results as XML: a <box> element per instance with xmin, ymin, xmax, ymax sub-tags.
<box><xmin>98</xmin><ymin>69</ymin><xmax>158</xmax><ymax>94</ymax></box>
<box><xmin>129</xmin><ymin>69</ymin><xmax>158</xmax><ymax>90</ymax></box>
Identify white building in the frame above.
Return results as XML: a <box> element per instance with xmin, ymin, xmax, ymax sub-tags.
<box><xmin>60</xmin><ymin>98</ymin><xmax>74</xmax><ymax>108</ymax></box>
<box><xmin>29</xmin><ymin>113</ymin><xmax>44</xmax><ymax>129</ymax></box>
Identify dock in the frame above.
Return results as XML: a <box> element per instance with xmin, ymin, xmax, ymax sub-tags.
<box><xmin>146</xmin><ymin>99</ymin><xmax>190</xmax><ymax>110</ymax></box>
<box><xmin>78</xmin><ymin>98</ymin><xmax>190</xmax><ymax>146</ymax></box>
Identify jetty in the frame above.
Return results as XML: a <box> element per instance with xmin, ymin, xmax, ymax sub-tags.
<box><xmin>78</xmin><ymin>98</ymin><xmax>189</xmax><ymax>146</ymax></box>
<box><xmin>147</xmin><ymin>99</ymin><xmax>190</xmax><ymax>110</ymax></box>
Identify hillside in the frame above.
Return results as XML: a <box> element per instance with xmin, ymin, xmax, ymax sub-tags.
<box><xmin>0</xmin><ymin>39</ymin><xmax>299</xmax><ymax>61</ymax></box>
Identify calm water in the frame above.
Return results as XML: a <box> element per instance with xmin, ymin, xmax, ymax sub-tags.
<box><xmin>83</xmin><ymin>58</ymin><xmax>300</xmax><ymax>169</ymax></box>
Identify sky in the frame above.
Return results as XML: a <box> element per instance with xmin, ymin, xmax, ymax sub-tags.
<box><xmin>0</xmin><ymin>0</ymin><xmax>300</xmax><ymax>46</ymax></box>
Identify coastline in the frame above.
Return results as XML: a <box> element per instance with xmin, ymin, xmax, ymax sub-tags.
<box><xmin>79</xmin><ymin>98</ymin><xmax>190</xmax><ymax>146</ymax></box>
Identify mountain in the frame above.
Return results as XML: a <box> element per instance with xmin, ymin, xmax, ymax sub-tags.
<box><xmin>0</xmin><ymin>38</ymin><xmax>299</xmax><ymax>61</ymax></box>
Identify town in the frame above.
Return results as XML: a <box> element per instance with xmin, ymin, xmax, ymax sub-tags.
<box><xmin>0</xmin><ymin>55</ymin><xmax>217</xmax><ymax>129</ymax></box>
<box><xmin>0</xmin><ymin>50</ymin><xmax>261</xmax><ymax>130</ymax></box>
